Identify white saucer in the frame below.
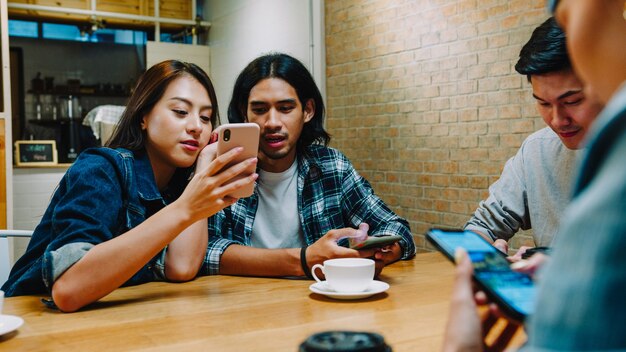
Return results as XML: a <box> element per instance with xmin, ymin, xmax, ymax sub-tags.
<box><xmin>0</xmin><ymin>314</ymin><xmax>24</xmax><ymax>335</ymax></box>
<box><xmin>309</xmin><ymin>280</ymin><xmax>390</xmax><ymax>300</ymax></box>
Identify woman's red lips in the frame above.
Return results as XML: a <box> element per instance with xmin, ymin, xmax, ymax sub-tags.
<box><xmin>181</xmin><ymin>140</ymin><xmax>200</xmax><ymax>151</ymax></box>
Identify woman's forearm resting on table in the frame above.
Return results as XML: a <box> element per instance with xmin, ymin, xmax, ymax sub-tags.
<box><xmin>51</xmin><ymin>201</ymin><xmax>203</xmax><ymax>312</ymax></box>
<box><xmin>165</xmin><ymin>218</ymin><xmax>209</xmax><ymax>281</ymax></box>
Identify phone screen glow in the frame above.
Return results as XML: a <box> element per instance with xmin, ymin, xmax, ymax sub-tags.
<box><xmin>430</xmin><ymin>230</ymin><xmax>536</xmax><ymax>318</ymax></box>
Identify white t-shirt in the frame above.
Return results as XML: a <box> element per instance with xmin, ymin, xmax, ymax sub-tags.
<box><xmin>250</xmin><ymin>161</ymin><xmax>305</xmax><ymax>249</ymax></box>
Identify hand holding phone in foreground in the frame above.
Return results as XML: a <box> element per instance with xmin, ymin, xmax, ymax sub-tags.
<box><xmin>443</xmin><ymin>249</ymin><xmax>522</xmax><ymax>352</ymax></box>
<box><xmin>427</xmin><ymin>229</ymin><xmax>536</xmax><ymax>321</ymax></box>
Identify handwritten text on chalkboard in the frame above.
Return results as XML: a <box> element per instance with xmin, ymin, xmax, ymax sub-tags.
<box><xmin>15</xmin><ymin>140</ymin><xmax>58</xmax><ymax>166</ymax></box>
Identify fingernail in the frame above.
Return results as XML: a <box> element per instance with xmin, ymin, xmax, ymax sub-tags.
<box><xmin>510</xmin><ymin>260</ymin><xmax>529</xmax><ymax>270</ymax></box>
<box><xmin>454</xmin><ymin>248</ymin><xmax>465</xmax><ymax>264</ymax></box>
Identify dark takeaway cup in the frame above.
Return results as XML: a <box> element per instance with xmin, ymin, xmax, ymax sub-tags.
<box><xmin>299</xmin><ymin>331</ymin><xmax>392</xmax><ymax>352</ymax></box>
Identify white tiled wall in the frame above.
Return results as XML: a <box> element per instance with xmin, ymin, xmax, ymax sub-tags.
<box><xmin>10</xmin><ymin>168</ymin><xmax>66</xmax><ymax>263</ymax></box>
<box><xmin>13</xmin><ymin>168</ymin><xmax>65</xmax><ymax>229</ymax></box>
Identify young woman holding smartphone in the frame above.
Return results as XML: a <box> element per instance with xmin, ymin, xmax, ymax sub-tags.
<box><xmin>1</xmin><ymin>60</ymin><xmax>258</xmax><ymax>312</ymax></box>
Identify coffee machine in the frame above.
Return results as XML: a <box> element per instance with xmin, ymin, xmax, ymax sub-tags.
<box><xmin>58</xmin><ymin>95</ymin><xmax>82</xmax><ymax>163</ymax></box>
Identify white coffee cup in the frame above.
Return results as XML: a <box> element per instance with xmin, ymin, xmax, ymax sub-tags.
<box><xmin>311</xmin><ymin>258</ymin><xmax>375</xmax><ymax>293</ymax></box>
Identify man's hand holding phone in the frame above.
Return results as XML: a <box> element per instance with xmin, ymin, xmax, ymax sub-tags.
<box><xmin>349</xmin><ymin>234</ymin><xmax>403</xmax><ymax>250</ymax></box>
<box><xmin>346</xmin><ymin>225</ymin><xmax>403</xmax><ymax>270</ymax></box>
<box><xmin>304</xmin><ymin>224</ymin><xmax>402</xmax><ymax>279</ymax></box>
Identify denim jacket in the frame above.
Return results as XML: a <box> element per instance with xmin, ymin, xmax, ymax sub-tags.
<box><xmin>2</xmin><ymin>147</ymin><xmax>188</xmax><ymax>297</ymax></box>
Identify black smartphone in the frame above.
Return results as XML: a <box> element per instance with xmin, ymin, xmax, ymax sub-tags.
<box><xmin>521</xmin><ymin>246</ymin><xmax>552</xmax><ymax>260</ymax></box>
<box><xmin>426</xmin><ymin>228</ymin><xmax>536</xmax><ymax>321</ymax></box>
<box><xmin>349</xmin><ymin>235</ymin><xmax>402</xmax><ymax>250</ymax></box>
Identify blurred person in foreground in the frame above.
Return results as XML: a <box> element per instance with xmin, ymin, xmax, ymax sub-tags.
<box><xmin>444</xmin><ymin>0</ymin><xmax>626</xmax><ymax>350</ymax></box>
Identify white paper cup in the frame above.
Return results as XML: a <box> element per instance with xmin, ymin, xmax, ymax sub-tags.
<box><xmin>311</xmin><ymin>258</ymin><xmax>375</xmax><ymax>293</ymax></box>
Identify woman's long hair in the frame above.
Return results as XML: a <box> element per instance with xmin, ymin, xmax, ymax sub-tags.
<box><xmin>106</xmin><ymin>60</ymin><xmax>219</xmax><ymax>151</ymax></box>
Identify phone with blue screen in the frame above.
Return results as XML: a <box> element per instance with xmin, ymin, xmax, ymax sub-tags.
<box><xmin>426</xmin><ymin>228</ymin><xmax>535</xmax><ymax>321</ymax></box>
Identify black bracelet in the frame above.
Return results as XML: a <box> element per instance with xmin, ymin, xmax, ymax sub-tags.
<box><xmin>300</xmin><ymin>246</ymin><xmax>313</xmax><ymax>279</ymax></box>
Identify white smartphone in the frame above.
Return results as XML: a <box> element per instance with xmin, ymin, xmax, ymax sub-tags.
<box><xmin>214</xmin><ymin>123</ymin><xmax>260</xmax><ymax>198</ymax></box>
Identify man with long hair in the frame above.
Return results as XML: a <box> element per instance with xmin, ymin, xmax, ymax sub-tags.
<box><xmin>204</xmin><ymin>53</ymin><xmax>416</xmax><ymax>278</ymax></box>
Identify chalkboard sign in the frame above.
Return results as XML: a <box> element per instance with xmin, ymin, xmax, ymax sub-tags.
<box><xmin>15</xmin><ymin>140</ymin><xmax>58</xmax><ymax>166</ymax></box>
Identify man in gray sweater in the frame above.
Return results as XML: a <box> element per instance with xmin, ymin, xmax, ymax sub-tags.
<box><xmin>464</xmin><ymin>17</ymin><xmax>604</xmax><ymax>257</ymax></box>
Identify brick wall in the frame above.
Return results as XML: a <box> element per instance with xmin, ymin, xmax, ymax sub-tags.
<box><xmin>325</xmin><ymin>0</ymin><xmax>549</xmax><ymax>252</ymax></box>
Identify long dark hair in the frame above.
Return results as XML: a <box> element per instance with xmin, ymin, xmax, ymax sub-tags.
<box><xmin>107</xmin><ymin>60</ymin><xmax>219</xmax><ymax>150</ymax></box>
<box><xmin>228</xmin><ymin>53</ymin><xmax>330</xmax><ymax>149</ymax></box>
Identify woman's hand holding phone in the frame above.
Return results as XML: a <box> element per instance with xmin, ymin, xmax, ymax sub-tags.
<box><xmin>179</xmin><ymin>145</ymin><xmax>258</xmax><ymax>222</ymax></box>
<box><xmin>214</xmin><ymin>123</ymin><xmax>260</xmax><ymax>198</ymax></box>
<box><xmin>188</xmin><ymin>122</ymin><xmax>259</xmax><ymax>214</ymax></box>
<box><xmin>195</xmin><ymin>140</ymin><xmax>218</xmax><ymax>172</ymax></box>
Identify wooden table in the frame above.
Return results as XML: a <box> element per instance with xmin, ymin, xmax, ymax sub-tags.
<box><xmin>0</xmin><ymin>253</ymin><xmax>522</xmax><ymax>351</ymax></box>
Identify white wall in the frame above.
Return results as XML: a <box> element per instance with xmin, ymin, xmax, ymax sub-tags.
<box><xmin>205</xmin><ymin>0</ymin><xmax>325</xmax><ymax>121</ymax></box>
<box><xmin>146</xmin><ymin>41</ymin><xmax>210</xmax><ymax>75</ymax></box>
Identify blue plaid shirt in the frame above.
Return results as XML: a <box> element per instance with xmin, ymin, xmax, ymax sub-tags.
<box><xmin>202</xmin><ymin>145</ymin><xmax>416</xmax><ymax>275</ymax></box>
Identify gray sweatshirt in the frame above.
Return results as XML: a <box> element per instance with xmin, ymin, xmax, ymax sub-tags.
<box><xmin>464</xmin><ymin>127</ymin><xmax>582</xmax><ymax>247</ymax></box>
